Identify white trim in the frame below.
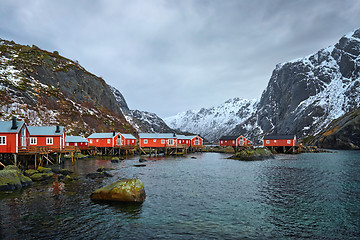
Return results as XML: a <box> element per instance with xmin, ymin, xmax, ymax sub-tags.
<box><xmin>16</xmin><ymin>133</ymin><xmax>18</xmax><ymax>153</ymax></box>
<box><xmin>46</xmin><ymin>137</ymin><xmax>53</xmax><ymax>145</ymax></box>
<box><xmin>0</xmin><ymin>136</ymin><xmax>6</xmax><ymax>145</ymax></box>
<box><xmin>30</xmin><ymin>137</ymin><xmax>37</xmax><ymax>145</ymax></box>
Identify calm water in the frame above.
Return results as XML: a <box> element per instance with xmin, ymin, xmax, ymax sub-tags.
<box><xmin>1</xmin><ymin>151</ymin><xmax>360</xmax><ymax>239</ymax></box>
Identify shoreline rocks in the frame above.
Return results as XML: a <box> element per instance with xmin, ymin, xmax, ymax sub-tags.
<box><xmin>91</xmin><ymin>179</ymin><xmax>146</xmax><ymax>203</ymax></box>
<box><xmin>229</xmin><ymin>148</ymin><xmax>274</xmax><ymax>161</ymax></box>
<box><xmin>0</xmin><ymin>165</ymin><xmax>33</xmax><ymax>191</ymax></box>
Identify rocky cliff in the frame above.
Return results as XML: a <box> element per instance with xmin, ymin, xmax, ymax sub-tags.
<box><xmin>166</xmin><ymin>28</ymin><xmax>360</xmax><ymax>147</ymax></box>
<box><xmin>0</xmin><ymin>39</ymin><xmax>134</xmax><ymax>135</ymax></box>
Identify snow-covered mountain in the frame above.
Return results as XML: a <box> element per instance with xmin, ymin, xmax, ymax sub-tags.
<box><xmin>166</xmin><ymin>27</ymin><xmax>360</xmax><ymax>146</ymax></box>
<box><xmin>109</xmin><ymin>85</ymin><xmax>173</xmax><ymax>133</ymax></box>
<box><xmin>164</xmin><ymin>98</ymin><xmax>257</xmax><ymax>142</ymax></box>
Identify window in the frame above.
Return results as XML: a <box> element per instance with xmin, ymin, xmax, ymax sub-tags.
<box><xmin>107</xmin><ymin>139</ymin><xmax>110</xmax><ymax>144</ymax></box>
<box><xmin>46</xmin><ymin>138</ymin><xmax>53</xmax><ymax>145</ymax></box>
<box><xmin>96</xmin><ymin>139</ymin><xmax>99</xmax><ymax>142</ymax></box>
<box><xmin>66</xmin><ymin>143</ymin><xmax>69</xmax><ymax>146</ymax></box>
<box><xmin>153</xmin><ymin>139</ymin><xmax>156</xmax><ymax>142</ymax></box>
<box><xmin>221</xmin><ymin>140</ymin><xmax>223</xmax><ymax>144</ymax></box>
<box><xmin>195</xmin><ymin>137</ymin><xmax>199</xmax><ymax>145</ymax></box>
<box><xmin>274</xmin><ymin>140</ymin><xmax>277</xmax><ymax>143</ymax></box>
<box><xmin>287</xmin><ymin>140</ymin><xmax>291</xmax><ymax>144</ymax></box>
<box><xmin>233</xmin><ymin>140</ymin><xmax>235</xmax><ymax>144</ymax></box>
<box><xmin>161</xmin><ymin>139</ymin><xmax>165</xmax><ymax>144</ymax></box>
<box><xmin>168</xmin><ymin>139</ymin><xmax>174</xmax><ymax>145</ymax></box>
<box><xmin>144</xmin><ymin>139</ymin><xmax>148</xmax><ymax>144</ymax></box>
<box><xmin>132</xmin><ymin>140</ymin><xmax>135</xmax><ymax>143</ymax></box>
<box><xmin>0</xmin><ymin>136</ymin><xmax>6</xmax><ymax>145</ymax></box>
<box><xmin>30</xmin><ymin>137</ymin><xmax>37</xmax><ymax>145</ymax></box>
<box><xmin>75</xmin><ymin>143</ymin><xmax>78</xmax><ymax>146</ymax></box>
<box><xmin>266</xmin><ymin>140</ymin><xmax>270</xmax><ymax>144</ymax></box>
<box><xmin>90</xmin><ymin>139</ymin><xmax>93</xmax><ymax>143</ymax></box>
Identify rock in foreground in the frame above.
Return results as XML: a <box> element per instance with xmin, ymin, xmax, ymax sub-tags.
<box><xmin>0</xmin><ymin>165</ymin><xmax>33</xmax><ymax>191</ymax></box>
<box><xmin>91</xmin><ymin>179</ymin><xmax>146</xmax><ymax>203</ymax></box>
<box><xmin>229</xmin><ymin>148</ymin><xmax>273</xmax><ymax>161</ymax></box>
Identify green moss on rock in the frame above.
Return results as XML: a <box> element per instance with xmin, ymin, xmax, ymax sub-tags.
<box><xmin>30</xmin><ymin>172</ymin><xmax>54</xmax><ymax>181</ymax></box>
<box><xmin>25</xmin><ymin>169</ymin><xmax>38</xmax><ymax>177</ymax></box>
<box><xmin>91</xmin><ymin>179</ymin><xmax>146</xmax><ymax>203</ymax></box>
<box><xmin>37</xmin><ymin>167</ymin><xmax>52</xmax><ymax>173</ymax></box>
<box><xmin>230</xmin><ymin>148</ymin><xmax>273</xmax><ymax>161</ymax></box>
<box><xmin>0</xmin><ymin>166</ymin><xmax>33</xmax><ymax>191</ymax></box>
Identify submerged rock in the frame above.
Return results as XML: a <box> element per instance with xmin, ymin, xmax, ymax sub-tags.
<box><xmin>0</xmin><ymin>165</ymin><xmax>33</xmax><ymax>191</ymax></box>
<box><xmin>30</xmin><ymin>172</ymin><xmax>54</xmax><ymax>181</ymax></box>
<box><xmin>91</xmin><ymin>179</ymin><xmax>146</xmax><ymax>203</ymax></box>
<box><xmin>230</xmin><ymin>148</ymin><xmax>273</xmax><ymax>161</ymax></box>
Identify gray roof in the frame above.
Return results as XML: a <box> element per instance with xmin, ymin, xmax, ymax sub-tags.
<box><xmin>121</xmin><ymin>133</ymin><xmax>136</xmax><ymax>139</ymax></box>
<box><xmin>28</xmin><ymin>126</ymin><xmax>64</xmax><ymax>136</ymax></box>
<box><xmin>139</xmin><ymin>133</ymin><xmax>177</xmax><ymax>139</ymax></box>
<box><xmin>0</xmin><ymin>120</ymin><xmax>25</xmax><ymax>133</ymax></box>
<box><xmin>263</xmin><ymin>135</ymin><xmax>296</xmax><ymax>140</ymax></box>
<box><xmin>177</xmin><ymin>135</ymin><xmax>201</xmax><ymax>140</ymax></box>
<box><xmin>65</xmin><ymin>136</ymin><xmax>88</xmax><ymax>143</ymax></box>
<box><xmin>219</xmin><ymin>135</ymin><xmax>240</xmax><ymax>140</ymax></box>
<box><xmin>87</xmin><ymin>132</ymin><xmax>119</xmax><ymax>139</ymax></box>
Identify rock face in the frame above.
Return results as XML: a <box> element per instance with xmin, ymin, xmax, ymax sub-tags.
<box><xmin>165</xmin><ymin>28</ymin><xmax>360</xmax><ymax>148</ymax></box>
<box><xmin>0</xmin><ymin>165</ymin><xmax>33</xmax><ymax>191</ymax></box>
<box><xmin>91</xmin><ymin>179</ymin><xmax>146</xmax><ymax>203</ymax></box>
<box><xmin>0</xmin><ymin>38</ymin><xmax>136</xmax><ymax>135</ymax></box>
<box><xmin>311</xmin><ymin>108</ymin><xmax>360</xmax><ymax>149</ymax></box>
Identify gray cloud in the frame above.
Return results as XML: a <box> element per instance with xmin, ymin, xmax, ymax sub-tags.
<box><xmin>1</xmin><ymin>0</ymin><xmax>360</xmax><ymax>117</ymax></box>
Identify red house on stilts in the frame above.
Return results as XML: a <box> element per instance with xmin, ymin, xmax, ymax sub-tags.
<box><xmin>27</xmin><ymin>125</ymin><xmax>66</xmax><ymax>150</ymax></box>
<box><xmin>219</xmin><ymin>135</ymin><xmax>251</xmax><ymax>147</ymax></box>
<box><xmin>263</xmin><ymin>135</ymin><xmax>296</xmax><ymax>147</ymax></box>
<box><xmin>0</xmin><ymin>117</ymin><xmax>29</xmax><ymax>154</ymax></box>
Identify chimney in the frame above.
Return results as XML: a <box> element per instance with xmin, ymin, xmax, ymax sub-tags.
<box><xmin>11</xmin><ymin>117</ymin><xmax>18</xmax><ymax>130</ymax></box>
<box><xmin>55</xmin><ymin>125</ymin><xmax>60</xmax><ymax>133</ymax></box>
<box><xmin>113</xmin><ymin>131</ymin><xmax>115</xmax><ymax>136</ymax></box>
<box><xmin>173</xmin><ymin>133</ymin><xmax>176</xmax><ymax>138</ymax></box>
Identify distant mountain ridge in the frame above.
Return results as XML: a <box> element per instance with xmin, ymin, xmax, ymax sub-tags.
<box><xmin>165</xmin><ymin>28</ymin><xmax>360</xmax><ymax>148</ymax></box>
<box><xmin>0</xmin><ymin>38</ymin><xmax>171</xmax><ymax>135</ymax></box>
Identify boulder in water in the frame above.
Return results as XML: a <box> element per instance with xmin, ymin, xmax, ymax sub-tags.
<box><xmin>0</xmin><ymin>165</ymin><xmax>33</xmax><ymax>191</ymax></box>
<box><xmin>91</xmin><ymin>179</ymin><xmax>146</xmax><ymax>203</ymax></box>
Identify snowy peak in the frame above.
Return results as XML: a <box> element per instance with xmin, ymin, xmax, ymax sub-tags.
<box><xmin>164</xmin><ymin>97</ymin><xmax>258</xmax><ymax>142</ymax></box>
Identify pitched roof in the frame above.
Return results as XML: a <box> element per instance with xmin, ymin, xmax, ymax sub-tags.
<box><xmin>0</xmin><ymin>120</ymin><xmax>25</xmax><ymax>133</ymax></box>
<box><xmin>65</xmin><ymin>136</ymin><xmax>88</xmax><ymax>143</ymax></box>
<box><xmin>121</xmin><ymin>133</ymin><xmax>136</xmax><ymax>139</ymax></box>
<box><xmin>219</xmin><ymin>135</ymin><xmax>240</xmax><ymax>140</ymax></box>
<box><xmin>177</xmin><ymin>135</ymin><xmax>202</xmax><ymax>140</ymax></box>
<box><xmin>139</xmin><ymin>133</ymin><xmax>177</xmax><ymax>139</ymax></box>
<box><xmin>87</xmin><ymin>132</ymin><xmax>119</xmax><ymax>139</ymax></box>
<box><xmin>263</xmin><ymin>135</ymin><xmax>296</xmax><ymax>140</ymax></box>
<box><xmin>28</xmin><ymin>126</ymin><xmax>64</xmax><ymax>136</ymax></box>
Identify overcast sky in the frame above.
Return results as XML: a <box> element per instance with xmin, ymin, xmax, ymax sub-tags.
<box><xmin>1</xmin><ymin>0</ymin><xmax>360</xmax><ymax>117</ymax></box>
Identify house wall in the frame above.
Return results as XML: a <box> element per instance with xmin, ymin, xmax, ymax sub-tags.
<box><xmin>30</xmin><ymin>135</ymin><xmax>62</xmax><ymax>148</ymax></box>
<box><xmin>219</xmin><ymin>139</ymin><xmax>237</xmax><ymax>146</ymax></box>
<box><xmin>237</xmin><ymin>136</ymin><xmax>250</xmax><ymax>146</ymax></box>
<box><xmin>263</xmin><ymin>139</ymin><xmax>296</xmax><ymax>147</ymax></box>
<box><xmin>178</xmin><ymin>139</ymin><xmax>191</xmax><ymax>146</ymax></box>
<box><xmin>124</xmin><ymin>139</ymin><xmax>137</xmax><ymax>146</ymax></box>
<box><xmin>0</xmin><ymin>133</ymin><xmax>17</xmax><ymax>153</ymax></box>
<box><xmin>191</xmin><ymin>137</ymin><xmax>203</xmax><ymax>146</ymax></box>
<box><xmin>140</xmin><ymin>138</ymin><xmax>177</xmax><ymax>148</ymax></box>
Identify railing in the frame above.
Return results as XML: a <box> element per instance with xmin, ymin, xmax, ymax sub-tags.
<box><xmin>18</xmin><ymin>146</ymin><xmax>78</xmax><ymax>154</ymax></box>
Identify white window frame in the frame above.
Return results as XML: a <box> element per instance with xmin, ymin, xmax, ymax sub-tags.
<box><xmin>107</xmin><ymin>139</ymin><xmax>111</xmax><ymax>144</ymax></box>
<box><xmin>30</xmin><ymin>137</ymin><xmax>37</xmax><ymax>145</ymax></box>
<box><xmin>161</xmin><ymin>139</ymin><xmax>165</xmax><ymax>144</ymax></box>
<box><xmin>195</xmin><ymin>138</ymin><xmax>199</xmax><ymax>145</ymax></box>
<box><xmin>266</xmin><ymin>140</ymin><xmax>270</xmax><ymax>144</ymax></box>
<box><xmin>221</xmin><ymin>140</ymin><xmax>223</xmax><ymax>144</ymax></box>
<box><xmin>274</xmin><ymin>140</ymin><xmax>277</xmax><ymax>143</ymax></box>
<box><xmin>153</xmin><ymin>139</ymin><xmax>157</xmax><ymax>142</ymax></box>
<box><xmin>144</xmin><ymin>139</ymin><xmax>148</xmax><ymax>144</ymax></box>
<box><xmin>287</xmin><ymin>140</ymin><xmax>291</xmax><ymax>144</ymax></box>
<box><xmin>96</xmin><ymin>139</ymin><xmax>99</xmax><ymax>142</ymax></box>
<box><xmin>46</xmin><ymin>137</ymin><xmax>53</xmax><ymax>145</ymax></box>
<box><xmin>66</xmin><ymin>143</ymin><xmax>69</xmax><ymax>146</ymax></box>
<box><xmin>90</xmin><ymin>139</ymin><xmax>93</xmax><ymax>143</ymax></box>
<box><xmin>168</xmin><ymin>139</ymin><xmax>174</xmax><ymax>145</ymax></box>
<box><xmin>0</xmin><ymin>136</ymin><xmax>6</xmax><ymax>145</ymax></box>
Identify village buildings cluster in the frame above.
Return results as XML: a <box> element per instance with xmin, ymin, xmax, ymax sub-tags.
<box><xmin>0</xmin><ymin>117</ymin><xmax>296</xmax><ymax>155</ymax></box>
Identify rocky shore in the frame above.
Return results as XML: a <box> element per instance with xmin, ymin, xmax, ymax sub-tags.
<box><xmin>229</xmin><ymin>148</ymin><xmax>274</xmax><ymax>161</ymax></box>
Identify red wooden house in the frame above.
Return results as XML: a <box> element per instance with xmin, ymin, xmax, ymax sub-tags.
<box><xmin>177</xmin><ymin>135</ymin><xmax>203</xmax><ymax>147</ymax></box>
<box><xmin>219</xmin><ymin>135</ymin><xmax>251</xmax><ymax>147</ymax></box>
<box><xmin>139</xmin><ymin>133</ymin><xmax>177</xmax><ymax>148</ymax></box>
<box><xmin>65</xmin><ymin>136</ymin><xmax>89</xmax><ymax>149</ymax></box>
<box><xmin>0</xmin><ymin>117</ymin><xmax>29</xmax><ymax>154</ymax></box>
<box><xmin>28</xmin><ymin>125</ymin><xmax>65</xmax><ymax>150</ymax></box>
<box><xmin>87</xmin><ymin>132</ymin><xmax>122</xmax><ymax>148</ymax></box>
<box><xmin>121</xmin><ymin>134</ymin><xmax>137</xmax><ymax>146</ymax></box>
<box><xmin>263</xmin><ymin>135</ymin><xmax>296</xmax><ymax>147</ymax></box>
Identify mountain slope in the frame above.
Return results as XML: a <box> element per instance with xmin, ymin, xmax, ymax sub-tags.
<box><xmin>164</xmin><ymin>98</ymin><xmax>257</xmax><ymax>142</ymax></box>
<box><xmin>166</xmin><ymin>28</ymin><xmax>360</xmax><ymax>146</ymax></box>
<box><xmin>0</xmin><ymin>39</ymin><xmax>135</xmax><ymax>135</ymax></box>
<box><xmin>109</xmin><ymin>85</ymin><xmax>173</xmax><ymax>133</ymax></box>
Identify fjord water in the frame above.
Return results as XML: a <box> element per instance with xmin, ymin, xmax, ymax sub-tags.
<box><xmin>1</xmin><ymin>152</ymin><xmax>360</xmax><ymax>239</ymax></box>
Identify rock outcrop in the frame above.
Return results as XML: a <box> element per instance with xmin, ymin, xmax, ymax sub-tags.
<box><xmin>91</xmin><ymin>179</ymin><xmax>146</xmax><ymax>203</ymax></box>
<box><xmin>0</xmin><ymin>165</ymin><xmax>32</xmax><ymax>191</ymax></box>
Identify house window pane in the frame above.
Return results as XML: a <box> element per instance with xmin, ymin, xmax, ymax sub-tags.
<box><xmin>0</xmin><ymin>136</ymin><xmax>6</xmax><ymax>145</ymax></box>
<box><xmin>144</xmin><ymin>139</ymin><xmax>148</xmax><ymax>144</ymax></box>
<box><xmin>46</xmin><ymin>138</ymin><xmax>53</xmax><ymax>145</ymax></box>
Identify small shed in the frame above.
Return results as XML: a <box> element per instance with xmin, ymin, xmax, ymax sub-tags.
<box><xmin>87</xmin><ymin>132</ymin><xmax>122</xmax><ymax>148</ymax></box>
<box><xmin>0</xmin><ymin>117</ymin><xmax>29</xmax><ymax>153</ymax></box>
<box><xmin>65</xmin><ymin>136</ymin><xmax>89</xmax><ymax>149</ymax></box>
<box><xmin>121</xmin><ymin>134</ymin><xmax>137</xmax><ymax>146</ymax></box>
